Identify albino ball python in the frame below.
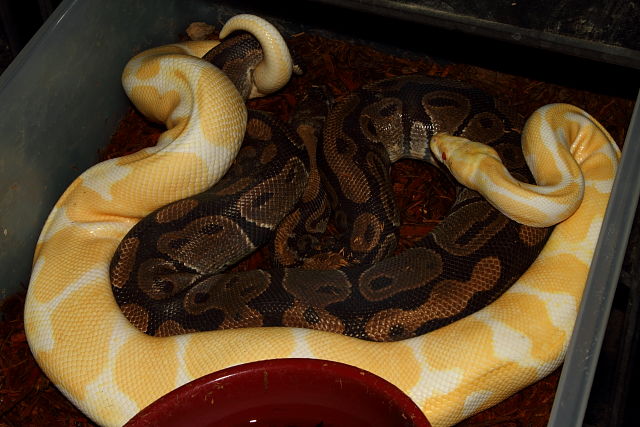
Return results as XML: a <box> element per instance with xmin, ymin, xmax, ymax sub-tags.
<box><xmin>24</xmin><ymin>13</ymin><xmax>620</xmax><ymax>427</ymax></box>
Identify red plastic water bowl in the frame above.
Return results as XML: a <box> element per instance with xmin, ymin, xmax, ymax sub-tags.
<box><xmin>125</xmin><ymin>358</ymin><xmax>430</xmax><ymax>427</ymax></box>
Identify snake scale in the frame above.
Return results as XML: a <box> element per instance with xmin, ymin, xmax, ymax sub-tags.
<box><xmin>110</xmin><ymin>63</ymin><xmax>554</xmax><ymax>341</ymax></box>
<box><xmin>24</xmin><ymin>14</ymin><xmax>621</xmax><ymax>426</ymax></box>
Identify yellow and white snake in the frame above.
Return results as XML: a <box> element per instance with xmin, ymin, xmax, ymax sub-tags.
<box><xmin>24</xmin><ymin>14</ymin><xmax>620</xmax><ymax>427</ymax></box>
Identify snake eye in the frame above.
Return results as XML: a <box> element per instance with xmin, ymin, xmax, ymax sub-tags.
<box><xmin>441</xmin><ymin>151</ymin><xmax>447</xmax><ymax>161</ymax></box>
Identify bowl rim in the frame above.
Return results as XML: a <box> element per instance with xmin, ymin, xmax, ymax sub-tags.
<box><xmin>125</xmin><ymin>357</ymin><xmax>431</xmax><ymax>427</ymax></box>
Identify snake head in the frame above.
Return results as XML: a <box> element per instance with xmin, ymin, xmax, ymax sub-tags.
<box><xmin>430</xmin><ymin>132</ymin><xmax>503</xmax><ymax>191</ymax></box>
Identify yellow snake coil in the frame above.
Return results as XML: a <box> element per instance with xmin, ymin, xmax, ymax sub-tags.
<box><xmin>24</xmin><ymin>14</ymin><xmax>620</xmax><ymax>427</ymax></box>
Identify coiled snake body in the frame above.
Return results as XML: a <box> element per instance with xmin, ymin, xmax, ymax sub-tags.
<box><xmin>24</xmin><ymin>14</ymin><xmax>620</xmax><ymax>427</ymax></box>
<box><xmin>110</xmin><ymin>73</ymin><xmax>553</xmax><ymax>342</ymax></box>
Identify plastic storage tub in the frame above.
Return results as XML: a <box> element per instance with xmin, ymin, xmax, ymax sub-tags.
<box><xmin>1</xmin><ymin>0</ymin><xmax>639</xmax><ymax>425</ymax></box>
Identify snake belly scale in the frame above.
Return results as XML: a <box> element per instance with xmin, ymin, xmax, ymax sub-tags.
<box><xmin>24</xmin><ymin>14</ymin><xmax>621</xmax><ymax>427</ymax></box>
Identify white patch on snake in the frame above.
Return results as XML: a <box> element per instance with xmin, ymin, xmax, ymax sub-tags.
<box><xmin>37</xmin><ymin>205</ymin><xmax>91</xmax><ymax>244</ymax></box>
<box><xmin>403</xmin><ymin>339</ymin><xmax>463</xmax><ymax>403</ymax></box>
<box><xmin>479</xmin><ymin>282</ymin><xmax>579</xmax><ymax>379</ymax></box>
<box><xmin>26</xmin><ymin>265</ymin><xmax>106</xmax><ymax>353</ymax></box>
<box><xmin>509</xmin><ymin>282</ymin><xmax>578</xmax><ymax>334</ymax></box>
<box><xmin>533</xmin><ymin>347</ymin><xmax>567</xmax><ymax>380</ymax></box>
<box><xmin>76</xmin><ymin>219</ymin><xmax>136</xmax><ymax>240</ymax></box>
<box><xmin>289</xmin><ymin>328</ymin><xmax>319</xmax><ymax>358</ymax></box>
<box><xmin>592</xmin><ymin>174</ymin><xmax>617</xmax><ymax>193</ymax></box>
<box><xmin>142</xmin><ymin>143</ymin><xmax>236</xmax><ymax>200</ymax></box>
<box><xmin>482</xmin><ymin>176</ymin><xmax>576</xmax><ymax>215</ymax></box>
<box><xmin>81</xmin><ymin>160</ymin><xmax>133</xmax><ymax>202</ymax></box>
<box><xmin>472</xmin><ymin>311</ymin><xmax>536</xmax><ymax>366</ymax></box>
<box><xmin>83</xmin><ymin>326</ymin><xmax>142</xmax><ymax>423</ymax></box>
<box><xmin>124</xmin><ymin>56</ymin><xmax>205</xmax><ymax>104</ymax></box>
<box><xmin>534</xmin><ymin>216</ymin><xmax>602</xmax><ymax>265</ymax></box>
<box><xmin>172</xmin><ymin>335</ymin><xmax>197</xmax><ymax>386</ymax></box>
<box><xmin>24</xmin><ymin>258</ymin><xmax>54</xmax><ymax>351</ymax></box>
<box><xmin>461</xmin><ymin>390</ymin><xmax>494</xmax><ymax>418</ymax></box>
<box><xmin>199</xmin><ymin>145</ymin><xmax>237</xmax><ymax>186</ymax></box>
<box><xmin>587</xmin><ymin>144</ymin><xmax>619</xmax><ymax>193</ymax></box>
<box><xmin>35</xmin><ymin>204</ymin><xmax>64</xmax><ymax>243</ymax></box>
<box><xmin>523</xmin><ymin>113</ymin><xmax>559</xmax><ymax>169</ymax></box>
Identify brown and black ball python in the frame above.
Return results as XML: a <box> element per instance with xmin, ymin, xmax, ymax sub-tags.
<box><xmin>109</xmin><ymin>31</ymin><xmax>552</xmax><ymax>342</ymax></box>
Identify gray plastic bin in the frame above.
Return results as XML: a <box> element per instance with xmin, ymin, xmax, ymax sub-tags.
<box><xmin>1</xmin><ymin>0</ymin><xmax>639</xmax><ymax>425</ymax></box>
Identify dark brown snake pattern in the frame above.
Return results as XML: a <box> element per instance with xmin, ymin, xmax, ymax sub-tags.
<box><xmin>110</xmin><ymin>33</ymin><xmax>552</xmax><ymax>342</ymax></box>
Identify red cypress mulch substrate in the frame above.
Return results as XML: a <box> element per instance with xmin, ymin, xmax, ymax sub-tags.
<box><xmin>1</xmin><ymin>29</ymin><xmax>634</xmax><ymax>426</ymax></box>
